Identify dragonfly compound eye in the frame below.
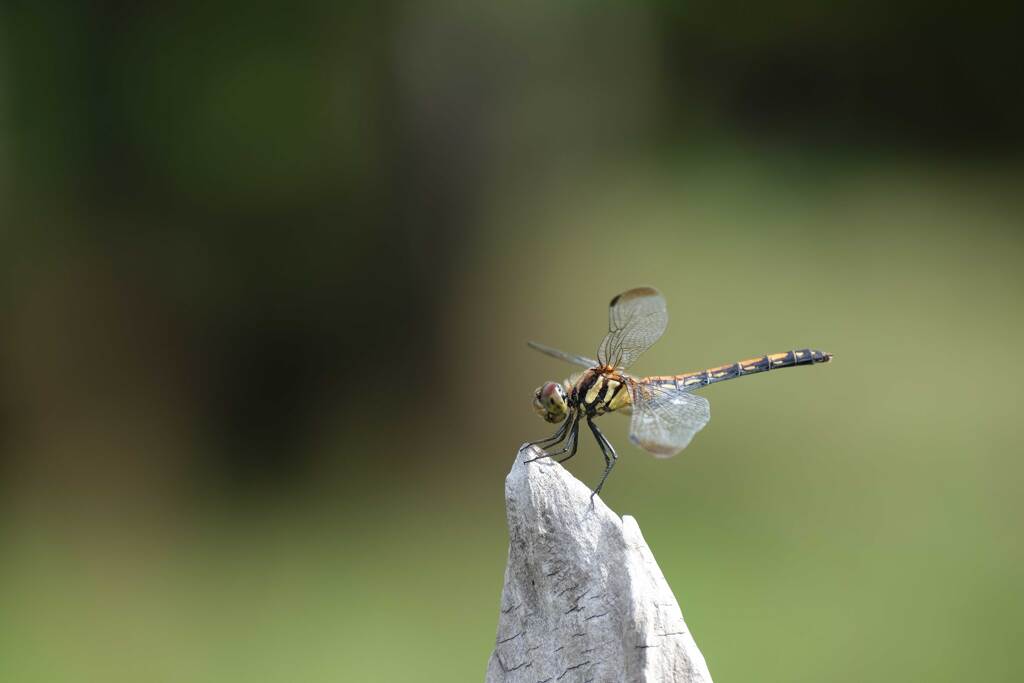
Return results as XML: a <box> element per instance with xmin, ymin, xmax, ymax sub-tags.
<box><xmin>533</xmin><ymin>381</ymin><xmax>568</xmax><ymax>423</ymax></box>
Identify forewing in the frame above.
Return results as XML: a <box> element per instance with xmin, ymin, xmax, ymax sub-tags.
<box><xmin>527</xmin><ymin>341</ymin><xmax>598</xmax><ymax>369</ymax></box>
<box><xmin>597</xmin><ymin>287</ymin><xmax>668</xmax><ymax>369</ymax></box>
<box><xmin>629</xmin><ymin>382</ymin><xmax>710</xmax><ymax>458</ymax></box>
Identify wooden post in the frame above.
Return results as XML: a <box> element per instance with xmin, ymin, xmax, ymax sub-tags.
<box><xmin>486</xmin><ymin>445</ymin><xmax>713</xmax><ymax>683</ymax></box>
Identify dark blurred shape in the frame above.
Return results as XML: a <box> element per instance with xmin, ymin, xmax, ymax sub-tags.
<box><xmin>655</xmin><ymin>0</ymin><xmax>1024</xmax><ymax>152</ymax></box>
<box><xmin>1</xmin><ymin>2</ymin><xmax>476</xmax><ymax>487</ymax></box>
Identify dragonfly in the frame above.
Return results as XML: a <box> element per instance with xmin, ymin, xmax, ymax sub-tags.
<box><xmin>528</xmin><ymin>286</ymin><xmax>832</xmax><ymax>497</ymax></box>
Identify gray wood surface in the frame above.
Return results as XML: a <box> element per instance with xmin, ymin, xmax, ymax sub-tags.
<box><xmin>486</xmin><ymin>445</ymin><xmax>713</xmax><ymax>683</ymax></box>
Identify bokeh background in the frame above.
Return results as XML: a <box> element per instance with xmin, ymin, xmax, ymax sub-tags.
<box><xmin>2</xmin><ymin>2</ymin><xmax>1023</xmax><ymax>681</ymax></box>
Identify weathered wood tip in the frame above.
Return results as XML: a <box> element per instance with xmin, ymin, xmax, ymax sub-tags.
<box><xmin>485</xmin><ymin>444</ymin><xmax>713</xmax><ymax>682</ymax></box>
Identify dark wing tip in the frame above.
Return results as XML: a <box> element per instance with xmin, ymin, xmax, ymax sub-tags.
<box><xmin>610</xmin><ymin>286</ymin><xmax>661</xmax><ymax>307</ymax></box>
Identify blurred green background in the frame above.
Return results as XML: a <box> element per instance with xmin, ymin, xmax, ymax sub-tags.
<box><xmin>2</xmin><ymin>2</ymin><xmax>1022</xmax><ymax>681</ymax></box>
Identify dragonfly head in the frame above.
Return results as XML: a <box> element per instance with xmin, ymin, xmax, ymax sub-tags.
<box><xmin>533</xmin><ymin>381</ymin><xmax>569</xmax><ymax>423</ymax></box>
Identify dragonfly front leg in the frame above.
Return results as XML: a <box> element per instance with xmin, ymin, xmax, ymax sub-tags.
<box><xmin>547</xmin><ymin>417</ymin><xmax>582</xmax><ymax>464</ymax></box>
<box><xmin>587</xmin><ymin>417</ymin><xmax>618</xmax><ymax>498</ymax></box>
<box><xmin>527</xmin><ymin>411</ymin><xmax>572</xmax><ymax>452</ymax></box>
<box><xmin>526</xmin><ymin>412</ymin><xmax>580</xmax><ymax>463</ymax></box>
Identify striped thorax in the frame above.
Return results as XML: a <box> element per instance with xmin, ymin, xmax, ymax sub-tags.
<box><xmin>574</xmin><ymin>368</ymin><xmax>634</xmax><ymax>417</ymax></box>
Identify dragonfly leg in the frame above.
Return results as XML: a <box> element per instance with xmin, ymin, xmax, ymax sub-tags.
<box><xmin>587</xmin><ymin>417</ymin><xmax>618</xmax><ymax>498</ymax></box>
<box><xmin>529</xmin><ymin>424</ymin><xmax>579</xmax><ymax>464</ymax></box>
<box><xmin>552</xmin><ymin>419</ymin><xmax>581</xmax><ymax>464</ymax></box>
<box><xmin>526</xmin><ymin>412</ymin><xmax>572</xmax><ymax>450</ymax></box>
<box><xmin>526</xmin><ymin>412</ymin><xmax>580</xmax><ymax>463</ymax></box>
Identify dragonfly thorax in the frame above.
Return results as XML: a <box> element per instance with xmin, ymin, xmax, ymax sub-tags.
<box><xmin>574</xmin><ymin>370</ymin><xmax>632</xmax><ymax>417</ymax></box>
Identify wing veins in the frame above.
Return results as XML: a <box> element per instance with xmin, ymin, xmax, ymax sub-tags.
<box><xmin>628</xmin><ymin>380</ymin><xmax>710</xmax><ymax>458</ymax></box>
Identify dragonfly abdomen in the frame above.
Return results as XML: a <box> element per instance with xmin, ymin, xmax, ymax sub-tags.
<box><xmin>650</xmin><ymin>349</ymin><xmax>832</xmax><ymax>391</ymax></box>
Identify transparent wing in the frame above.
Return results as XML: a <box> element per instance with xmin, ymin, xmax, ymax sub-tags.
<box><xmin>597</xmin><ymin>287</ymin><xmax>668</xmax><ymax>370</ymax></box>
<box><xmin>527</xmin><ymin>341</ymin><xmax>598</xmax><ymax>369</ymax></box>
<box><xmin>629</xmin><ymin>381</ymin><xmax>710</xmax><ymax>458</ymax></box>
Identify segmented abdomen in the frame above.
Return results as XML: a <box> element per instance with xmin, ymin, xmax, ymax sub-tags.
<box><xmin>645</xmin><ymin>349</ymin><xmax>832</xmax><ymax>391</ymax></box>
